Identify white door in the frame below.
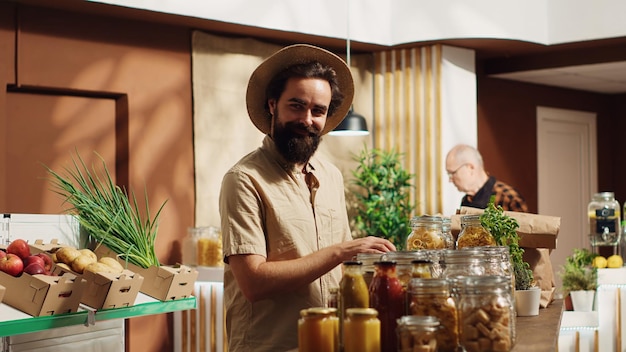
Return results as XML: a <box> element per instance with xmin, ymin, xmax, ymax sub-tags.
<box><xmin>537</xmin><ymin>106</ymin><xmax>597</xmax><ymax>296</ymax></box>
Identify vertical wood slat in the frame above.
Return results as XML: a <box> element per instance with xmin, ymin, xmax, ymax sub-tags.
<box><xmin>177</xmin><ymin>282</ymin><xmax>227</xmax><ymax>352</ymax></box>
<box><xmin>373</xmin><ymin>45</ymin><xmax>442</xmax><ymax>217</ymax></box>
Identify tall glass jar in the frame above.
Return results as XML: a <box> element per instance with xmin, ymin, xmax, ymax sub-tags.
<box><xmin>456</xmin><ymin>276</ymin><xmax>513</xmax><ymax>352</ymax></box>
<box><xmin>407</xmin><ymin>215</ymin><xmax>446</xmax><ymax>250</ymax></box>
<box><xmin>339</xmin><ymin>261</ymin><xmax>369</xmax><ymax>349</ymax></box>
<box><xmin>343</xmin><ymin>308</ymin><xmax>381</xmax><ymax>352</ymax></box>
<box><xmin>588</xmin><ymin>192</ymin><xmax>621</xmax><ymax>256</ymax></box>
<box><xmin>396</xmin><ymin>315</ymin><xmax>439</xmax><ymax>352</ymax></box>
<box><xmin>456</xmin><ymin>215</ymin><xmax>496</xmax><ymax>248</ymax></box>
<box><xmin>441</xmin><ymin>217</ymin><xmax>455</xmax><ymax>249</ymax></box>
<box><xmin>369</xmin><ymin>261</ymin><xmax>405</xmax><ymax>352</ymax></box>
<box><xmin>440</xmin><ymin>248</ymin><xmax>487</xmax><ymax>280</ymax></box>
<box><xmin>409</xmin><ymin>278</ymin><xmax>459</xmax><ymax>352</ymax></box>
<box><xmin>298</xmin><ymin>307</ymin><xmax>339</xmax><ymax>352</ymax></box>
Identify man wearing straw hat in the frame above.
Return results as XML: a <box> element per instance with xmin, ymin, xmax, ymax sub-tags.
<box><xmin>219</xmin><ymin>44</ymin><xmax>395</xmax><ymax>351</ymax></box>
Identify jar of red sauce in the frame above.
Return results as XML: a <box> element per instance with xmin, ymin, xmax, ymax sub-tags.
<box><xmin>369</xmin><ymin>261</ymin><xmax>405</xmax><ymax>352</ymax></box>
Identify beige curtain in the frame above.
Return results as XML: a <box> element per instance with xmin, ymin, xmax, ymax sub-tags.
<box><xmin>373</xmin><ymin>45</ymin><xmax>444</xmax><ymax>216</ymax></box>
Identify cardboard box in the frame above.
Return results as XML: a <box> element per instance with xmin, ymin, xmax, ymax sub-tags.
<box><xmin>80</xmin><ymin>269</ymin><xmax>144</xmax><ymax>309</ymax></box>
<box><xmin>29</xmin><ymin>239</ymin><xmax>65</xmax><ymax>254</ymax></box>
<box><xmin>94</xmin><ymin>245</ymin><xmax>198</xmax><ymax>301</ymax></box>
<box><xmin>0</xmin><ymin>271</ymin><xmax>87</xmax><ymax>316</ymax></box>
<box><xmin>0</xmin><ymin>284</ymin><xmax>5</xmax><ymax>304</ymax></box>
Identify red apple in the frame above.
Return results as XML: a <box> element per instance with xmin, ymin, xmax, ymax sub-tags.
<box><xmin>35</xmin><ymin>253</ymin><xmax>53</xmax><ymax>272</ymax></box>
<box><xmin>0</xmin><ymin>250</ymin><xmax>6</xmax><ymax>260</ymax></box>
<box><xmin>7</xmin><ymin>239</ymin><xmax>30</xmax><ymax>260</ymax></box>
<box><xmin>0</xmin><ymin>253</ymin><xmax>24</xmax><ymax>277</ymax></box>
<box><xmin>24</xmin><ymin>262</ymin><xmax>46</xmax><ymax>275</ymax></box>
<box><xmin>24</xmin><ymin>255</ymin><xmax>46</xmax><ymax>269</ymax></box>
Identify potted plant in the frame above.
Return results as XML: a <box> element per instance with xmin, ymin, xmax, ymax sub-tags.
<box><xmin>351</xmin><ymin>146</ymin><xmax>414</xmax><ymax>250</ymax></box>
<box><xmin>480</xmin><ymin>200</ymin><xmax>540</xmax><ymax>316</ymax></box>
<box><xmin>560</xmin><ymin>248</ymin><xmax>597</xmax><ymax>311</ymax></box>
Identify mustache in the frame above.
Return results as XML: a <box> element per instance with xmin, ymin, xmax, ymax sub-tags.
<box><xmin>288</xmin><ymin>123</ymin><xmax>321</xmax><ymax>136</ymax></box>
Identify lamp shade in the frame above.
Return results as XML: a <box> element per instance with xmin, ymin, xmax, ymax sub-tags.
<box><xmin>328</xmin><ymin>107</ymin><xmax>369</xmax><ymax>136</ymax></box>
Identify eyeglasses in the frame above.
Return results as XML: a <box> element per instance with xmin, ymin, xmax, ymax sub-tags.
<box><xmin>447</xmin><ymin>163</ymin><xmax>469</xmax><ymax>178</ymax></box>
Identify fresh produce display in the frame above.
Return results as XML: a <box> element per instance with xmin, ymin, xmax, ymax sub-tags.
<box><xmin>46</xmin><ymin>153</ymin><xmax>166</xmax><ymax>269</ymax></box>
<box><xmin>52</xmin><ymin>246</ymin><xmax>125</xmax><ymax>274</ymax></box>
<box><xmin>0</xmin><ymin>239</ymin><xmax>55</xmax><ymax>277</ymax></box>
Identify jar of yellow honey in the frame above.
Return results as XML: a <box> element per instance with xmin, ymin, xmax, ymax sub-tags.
<box><xmin>298</xmin><ymin>307</ymin><xmax>339</xmax><ymax>352</ymax></box>
<box><xmin>343</xmin><ymin>308</ymin><xmax>381</xmax><ymax>352</ymax></box>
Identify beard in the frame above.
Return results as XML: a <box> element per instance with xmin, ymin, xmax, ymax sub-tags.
<box><xmin>272</xmin><ymin>114</ymin><xmax>322</xmax><ymax>164</ymax></box>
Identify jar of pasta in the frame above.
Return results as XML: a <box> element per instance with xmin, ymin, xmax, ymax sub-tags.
<box><xmin>408</xmin><ymin>278</ymin><xmax>459</xmax><ymax>352</ymax></box>
<box><xmin>343</xmin><ymin>308</ymin><xmax>381</xmax><ymax>352</ymax></box>
<box><xmin>396</xmin><ymin>315</ymin><xmax>439</xmax><ymax>352</ymax></box>
<box><xmin>456</xmin><ymin>276</ymin><xmax>513</xmax><ymax>352</ymax></box>
<box><xmin>298</xmin><ymin>307</ymin><xmax>339</xmax><ymax>352</ymax></box>
<box><xmin>407</xmin><ymin>215</ymin><xmax>446</xmax><ymax>250</ymax></box>
<box><xmin>183</xmin><ymin>226</ymin><xmax>223</xmax><ymax>267</ymax></box>
<box><xmin>456</xmin><ymin>215</ymin><xmax>495</xmax><ymax>248</ymax></box>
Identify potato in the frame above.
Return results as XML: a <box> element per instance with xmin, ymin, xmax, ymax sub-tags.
<box><xmin>84</xmin><ymin>262</ymin><xmax>115</xmax><ymax>274</ymax></box>
<box><xmin>56</xmin><ymin>246</ymin><xmax>81</xmax><ymax>265</ymax></box>
<box><xmin>71</xmin><ymin>254</ymin><xmax>97</xmax><ymax>273</ymax></box>
<box><xmin>78</xmin><ymin>248</ymin><xmax>97</xmax><ymax>262</ymax></box>
<box><xmin>55</xmin><ymin>262</ymin><xmax>71</xmax><ymax>271</ymax></box>
<box><xmin>99</xmin><ymin>257</ymin><xmax>124</xmax><ymax>273</ymax></box>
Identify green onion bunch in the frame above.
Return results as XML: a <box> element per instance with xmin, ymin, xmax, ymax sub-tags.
<box><xmin>46</xmin><ymin>153</ymin><xmax>166</xmax><ymax>268</ymax></box>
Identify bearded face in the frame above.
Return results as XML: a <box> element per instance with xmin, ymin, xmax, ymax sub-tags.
<box><xmin>272</xmin><ymin>109</ymin><xmax>321</xmax><ymax>164</ymax></box>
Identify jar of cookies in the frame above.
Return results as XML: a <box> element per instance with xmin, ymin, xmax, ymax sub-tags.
<box><xmin>396</xmin><ymin>315</ymin><xmax>439</xmax><ymax>352</ymax></box>
<box><xmin>456</xmin><ymin>276</ymin><xmax>513</xmax><ymax>352</ymax></box>
<box><xmin>408</xmin><ymin>278</ymin><xmax>459</xmax><ymax>352</ymax></box>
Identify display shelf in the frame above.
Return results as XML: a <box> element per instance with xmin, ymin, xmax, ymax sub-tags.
<box><xmin>0</xmin><ymin>293</ymin><xmax>196</xmax><ymax>337</ymax></box>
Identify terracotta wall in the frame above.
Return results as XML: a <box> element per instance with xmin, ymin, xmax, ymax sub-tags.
<box><xmin>476</xmin><ymin>73</ymin><xmax>626</xmax><ymax>213</ymax></box>
<box><xmin>0</xmin><ymin>3</ymin><xmax>194</xmax><ymax>351</ymax></box>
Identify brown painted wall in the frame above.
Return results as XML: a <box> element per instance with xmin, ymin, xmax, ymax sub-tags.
<box><xmin>1</xmin><ymin>3</ymin><xmax>194</xmax><ymax>351</ymax></box>
<box><xmin>477</xmin><ymin>74</ymin><xmax>626</xmax><ymax>213</ymax></box>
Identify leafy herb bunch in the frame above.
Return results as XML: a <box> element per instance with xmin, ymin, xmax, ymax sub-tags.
<box><xmin>561</xmin><ymin>248</ymin><xmax>597</xmax><ymax>294</ymax></box>
<box><xmin>351</xmin><ymin>147</ymin><xmax>414</xmax><ymax>250</ymax></box>
<box><xmin>480</xmin><ymin>200</ymin><xmax>534</xmax><ymax>290</ymax></box>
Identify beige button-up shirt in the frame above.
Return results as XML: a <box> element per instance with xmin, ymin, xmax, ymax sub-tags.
<box><xmin>220</xmin><ymin>136</ymin><xmax>352</xmax><ymax>352</ymax></box>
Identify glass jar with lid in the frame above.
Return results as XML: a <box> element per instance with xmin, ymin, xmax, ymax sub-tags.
<box><xmin>407</xmin><ymin>215</ymin><xmax>446</xmax><ymax>250</ymax></box>
<box><xmin>343</xmin><ymin>308</ymin><xmax>381</xmax><ymax>352</ymax></box>
<box><xmin>396</xmin><ymin>315</ymin><xmax>440</xmax><ymax>352</ymax></box>
<box><xmin>456</xmin><ymin>215</ymin><xmax>496</xmax><ymax>249</ymax></box>
<box><xmin>183</xmin><ymin>226</ymin><xmax>223</xmax><ymax>267</ymax></box>
<box><xmin>588</xmin><ymin>192</ymin><xmax>621</xmax><ymax>256</ymax></box>
<box><xmin>298</xmin><ymin>307</ymin><xmax>339</xmax><ymax>352</ymax></box>
<box><xmin>339</xmin><ymin>261</ymin><xmax>370</xmax><ymax>349</ymax></box>
<box><xmin>456</xmin><ymin>276</ymin><xmax>513</xmax><ymax>352</ymax></box>
<box><xmin>441</xmin><ymin>217</ymin><xmax>455</xmax><ymax>249</ymax></box>
<box><xmin>408</xmin><ymin>277</ymin><xmax>459</xmax><ymax>351</ymax></box>
<box><xmin>440</xmin><ymin>248</ymin><xmax>487</xmax><ymax>280</ymax></box>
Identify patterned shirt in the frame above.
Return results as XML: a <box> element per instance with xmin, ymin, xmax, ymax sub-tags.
<box><xmin>461</xmin><ymin>175</ymin><xmax>529</xmax><ymax>212</ymax></box>
<box><xmin>219</xmin><ymin>135</ymin><xmax>352</xmax><ymax>352</ymax></box>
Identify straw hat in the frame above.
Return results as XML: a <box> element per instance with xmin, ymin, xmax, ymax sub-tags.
<box><xmin>246</xmin><ymin>44</ymin><xmax>354</xmax><ymax>135</ymax></box>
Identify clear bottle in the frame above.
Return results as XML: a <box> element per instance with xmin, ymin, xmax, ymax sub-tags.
<box><xmin>409</xmin><ymin>278</ymin><xmax>459</xmax><ymax>352</ymax></box>
<box><xmin>369</xmin><ymin>261</ymin><xmax>405</xmax><ymax>352</ymax></box>
<box><xmin>298</xmin><ymin>307</ymin><xmax>339</xmax><ymax>352</ymax></box>
<box><xmin>407</xmin><ymin>215</ymin><xmax>446</xmax><ymax>250</ymax></box>
<box><xmin>588</xmin><ymin>192</ymin><xmax>621</xmax><ymax>256</ymax></box>
<box><xmin>343</xmin><ymin>308</ymin><xmax>381</xmax><ymax>352</ymax></box>
<box><xmin>456</xmin><ymin>214</ymin><xmax>496</xmax><ymax>249</ymax></box>
<box><xmin>456</xmin><ymin>276</ymin><xmax>513</xmax><ymax>352</ymax></box>
<box><xmin>396</xmin><ymin>315</ymin><xmax>439</xmax><ymax>352</ymax></box>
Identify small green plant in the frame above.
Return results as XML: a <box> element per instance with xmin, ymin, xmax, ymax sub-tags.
<box><xmin>351</xmin><ymin>146</ymin><xmax>414</xmax><ymax>250</ymax></box>
<box><xmin>480</xmin><ymin>200</ymin><xmax>534</xmax><ymax>290</ymax></box>
<box><xmin>560</xmin><ymin>248</ymin><xmax>597</xmax><ymax>295</ymax></box>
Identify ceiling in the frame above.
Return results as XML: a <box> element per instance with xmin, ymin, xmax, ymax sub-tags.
<box><xmin>489</xmin><ymin>61</ymin><xmax>626</xmax><ymax>94</ymax></box>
